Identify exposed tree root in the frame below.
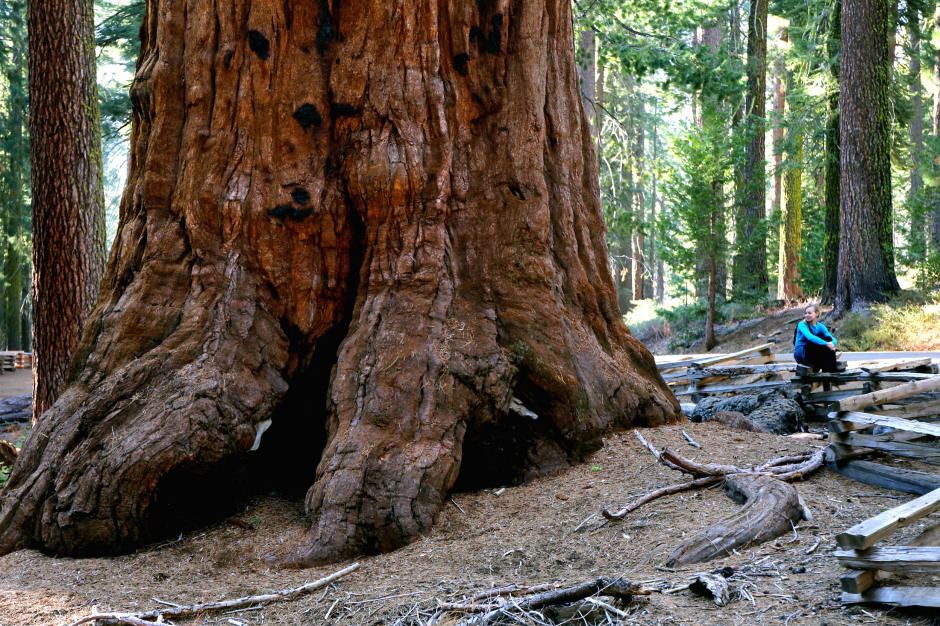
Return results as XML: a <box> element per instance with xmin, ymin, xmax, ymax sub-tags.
<box><xmin>666</xmin><ymin>474</ymin><xmax>805</xmax><ymax>566</ymax></box>
<box><xmin>603</xmin><ymin>431</ymin><xmax>822</xmax><ymax>564</ymax></box>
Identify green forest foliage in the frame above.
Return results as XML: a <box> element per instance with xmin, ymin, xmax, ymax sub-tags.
<box><xmin>577</xmin><ymin>0</ymin><xmax>940</xmax><ymax>348</ymax></box>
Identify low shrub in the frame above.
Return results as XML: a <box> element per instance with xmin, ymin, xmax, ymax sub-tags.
<box><xmin>838</xmin><ymin>291</ymin><xmax>940</xmax><ymax>351</ymax></box>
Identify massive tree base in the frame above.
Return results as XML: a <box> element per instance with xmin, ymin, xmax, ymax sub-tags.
<box><xmin>0</xmin><ymin>0</ymin><xmax>679</xmax><ymax>564</ymax></box>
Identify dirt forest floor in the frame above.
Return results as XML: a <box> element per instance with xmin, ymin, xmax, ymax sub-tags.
<box><xmin>0</xmin><ymin>367</ymin><xmax>33</xmax><ymax>399</ymax></box>
<box><xmin>4</xmin><ymin>420</ymin><xmax>940</xmax><ymax>625</ymax></box>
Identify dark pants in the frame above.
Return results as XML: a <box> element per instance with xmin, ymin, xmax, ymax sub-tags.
<box><xmin>794</xmin><ymin>343</ymin><xmax>839</xmax><ymax>372</ymax></box>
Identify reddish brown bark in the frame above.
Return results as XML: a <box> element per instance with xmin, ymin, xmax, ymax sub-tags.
<box><xmin>836</xmin><ymin>0</ymin><xmax>900</xmax><ymax>310</ymax></box>
<box><xmin>0</xmin><ymin>0</ymin><xmax>679</xmax><ymax>565</ymax></box>
<box><xmin>29</xmin><ymin>0</ymin><xmax>107</xmax><ymax>418</ymax></box>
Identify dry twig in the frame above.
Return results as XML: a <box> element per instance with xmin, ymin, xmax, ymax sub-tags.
<box><xmin>63</xmin><ymin>562</ymin><xmax>360</xmax><ymax>626</ymax></box>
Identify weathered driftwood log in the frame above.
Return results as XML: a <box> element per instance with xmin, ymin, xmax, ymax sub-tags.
<box><xmin>665</xmin><ymin>474</ymin><xmax>805</xmax><ymax>567</ymax></box>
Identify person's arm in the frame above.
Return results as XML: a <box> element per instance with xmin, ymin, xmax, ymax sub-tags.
<box><xmin>818</xmin><ymin>323</ymin><xmax>837</xmax><ymax>346</ymax></box>
<box><xmin>797</xmin><ymin>321</ymin><xmax>829</xmax><ymax>346</ymax></box>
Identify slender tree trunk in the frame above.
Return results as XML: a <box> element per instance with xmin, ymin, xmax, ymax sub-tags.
<box><xmin>633</xmin><ymin>99</ymin><xmax>646</xmax><ymax>301</ymax></box>
<box><xmin>2</xmin><ymin>5</ymin><xmax>27</xmax><ymax>351</ymax></box>
<box><xmin>822</xmin><ymin>0</ymin><xmax>841</xmax><ymax>302</ymax></box>
<box><xmin>705</xmin><ymin>224</ymin><xmax>718</xmax><ymax>350</ymax></box>
<box><xmin>649</xmin><ymin>99</ymin><xmax>659</xmax><ymax>302</ymax></box>
<box><xmin>777</xmin><ymin>30</ymin><xmax>803</xmax><ymax>302</ymax></box>
<box><xmin>933</xmin><ymin>3</ymin><xmax>940</xmax><ymax>263</ymax></box>
<box><xmin>779</xmin><ymin>132</ymin><xmax>803</xmax><ymax>300</ymax></box>
<box><xmin>695</xmin><ymin>24</ymin><xmax>723</xmax><ymax>301</ymax></box>
<box><xmin>596</xmin><ymin>60</ymin><xmax>605</xmax><ymax>148</ymax></box>
<box><xmin>734</xmin><ymin>0</ymin><xmax>769</xmax><ymax>298</ymax></box>
<box><xmin>28</xmin><ymin>0</ymin><xmax>106</xmax><ymax>418</ymax></box>
<box><xmin>908</xmin><ymin>10</ymin><xmax>925</xmax><ymax>262</ymax></box>
<box><xmin>0</xmin><ymin>0</ymin><xmax>679</xmax><ymax>564</ymax></box>
<box><xmin>837</xmin><ymin>0</ymin><xmax>901</xmax><ymax>310</ymax></box>
<box><xmin>772</xmin><ymin>41</ymin><xmax>785</xmax><ymax>227</ymax></box>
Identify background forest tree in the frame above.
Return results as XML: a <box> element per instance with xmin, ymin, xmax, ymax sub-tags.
<box><xmin>573</xmin><ymin>0</ymin><xmax>939</xmax><ymax>346</ymax></box>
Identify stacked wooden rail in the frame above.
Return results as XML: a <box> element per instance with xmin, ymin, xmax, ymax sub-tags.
<box><xmin>0</xmin><ymin>351</ymin><xmax>31</xmax><ymax>372</ymax></box>
<box><xmin>795</xmin><ymin>358</ymin><xmax>939</xmax><ymax>420</ymax></box>
<box><xmin>825</xmin><ymin>376</ymin><xmax>940</xmax><ymax>607</ymax></box>
<box><xmin>658</xmin><ymin>343</ymin><xmax>789</xmax><ymax>401</ymax></box>
<box><xmin>658</xmin><ymin>350</ymin><xmax>939</xmax><ymax>422</ymax></box>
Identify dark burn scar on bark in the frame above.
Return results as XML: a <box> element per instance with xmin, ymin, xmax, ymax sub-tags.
<box><xmin>469</xmin><ymin>14</ymin><xmax>503</xmax><ymax>55</ymax></box>
<box><xmin>316</xmin><ymin>0</ymin><xmax>335</xmax><ymax>55</ymax></box>
<box><xmin>268</xmin><ymin>205</ymin><xmax>294</xmax><ymax>219</ymax></box>
<box><xmin>454</xmin><ymin>53</ymin><xmax>470</xmax><ymax>76</ymax></box>
<box><xmin>291</xmin><ymin>188</ymin><xmax>311</xmax><ymax>205</ymax></box>
<box><xmin>223</xmin><ymin>50</ymin><xmax>234</xmax><ymax>68</ymax></box>
<box><xmin>293</xmin><ymin>104</ymin><xmax>322</xmax><ymax>129</ymax></box>
<box><xmin>331</xmin><ymin>103</ymin><xmax>362</xmax><ymax>117</ymax></box>
<box><xmin>247</xmin><ymin>30</ymin><xmax>270</xmax><ymax>60</ymax></box>
<box><xmin>268</xmin><ymin>205</ymin><xmax>313</xmax><ymax>222</ymax></box>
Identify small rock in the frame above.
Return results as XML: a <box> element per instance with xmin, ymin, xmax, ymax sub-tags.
<box><xmin>791</xmin><ymin>566</ymin><xmax>807</xmax><ymax>574</ymax></box>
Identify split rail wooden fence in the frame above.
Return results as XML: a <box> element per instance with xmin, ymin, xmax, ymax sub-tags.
<box><xmin>658</xmin><ymin>349</ymin><xmax>940</xmax><ymax>608</ymax></box>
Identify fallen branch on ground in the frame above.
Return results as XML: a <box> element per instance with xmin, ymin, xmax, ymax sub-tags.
<box><xmin>602</xmin><ymin>476</ymin><xmax>724</xmax><ymax>520</ymax></box>
<box><xmin>602</xmin><ymin>432</ymin><xmax>823</xmax><ymax>521</ymax></box>
<box><xmin>453</xmin><ymin>577</ymin><xmax>648</xmax><ymax>625</ymax></box>
<box><xmin>440</xmin><ymin>582</ymin><xmax>560</xmax><ymax>611</ymax></box>
<box><xmin>63</xmin><ymin>562</ymin><xmax>359</xmax><ymax>626</ymax></box>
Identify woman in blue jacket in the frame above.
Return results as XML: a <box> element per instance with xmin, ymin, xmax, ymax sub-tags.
<box><xmin>794</xmin><ymin>304</ymin><xmax>842</xmax><ymax>372</ymax></box>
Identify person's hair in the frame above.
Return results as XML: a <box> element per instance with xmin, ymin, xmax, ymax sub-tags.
<box><xmin>805</xmin><ymin>304</ymin><xmax>818</xmax><ymax>314</ymax></box>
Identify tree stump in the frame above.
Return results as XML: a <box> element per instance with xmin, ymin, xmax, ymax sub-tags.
<box><xmin>0</xmin><ymin>0</ymin><xmax>679</xmax><ymax>564</ymax></box>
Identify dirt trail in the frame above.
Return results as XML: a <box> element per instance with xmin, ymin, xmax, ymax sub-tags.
<box><xmin>0</xmin><ymin>368</ymin><xmax>31</xmax><ymax>400</ymax></box>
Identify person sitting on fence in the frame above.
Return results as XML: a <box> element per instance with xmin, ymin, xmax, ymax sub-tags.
<box><xmin>793</xmin><ymin>304</ymin><xmax>843</xmax><ymax>372</ymax></box>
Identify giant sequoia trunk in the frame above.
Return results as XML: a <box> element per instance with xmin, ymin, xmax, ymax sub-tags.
<box><xmin>0</xmin><ymin>0</ymin><xmax>679</xmax><ymax>565</ymax></box>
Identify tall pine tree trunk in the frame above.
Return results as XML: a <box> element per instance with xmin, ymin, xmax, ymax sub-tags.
<box><xmin>632</xmin><ymin>99</ymin><xmax>646</xmax><ymax>301</ymax></box>
<box><xmin>28</xmin><ymin>0</ymin><xmax>106</xmax><ymax>418</ymax></box>
<box><xmin>822</xmin><ymin>0</ymin><xmax>841</xmax><ymax>302</ymax></box>
<box><xmin>772</xmin><ymin>39</ymin><xmax>785</xmax><ymax>229</ymax></box>
<box><xmin>779</xmin><ymin>132</ymin><xmax>803</xmax><ymax>300</ymax></box>
<box><xmin>2</xmin><ymin>3</ymin><xmax>27</xmax><ymax>351</ymax></box>
<box><xmin>908</xmin><ymin>7</ymin><xmax>925</xmax><ymax>263</ymax></box>
<box><xmin>0</xmin><ymin>0</ymin><xmax>679</xmax><ymax>565</ymax></box>
<box><xmin>837</xmin><ymin>0</ymin><xmax>900</xmax><ymax>310</ymax></box>
<box><xmin>933</xmin><ymin>3</ymin><xmax>940</xmax><ymax>263</ymax></box>
<box><xmin>734</xmin><ymin>0</ymin><xmax>769</xmax><ymax>298</ymax></box>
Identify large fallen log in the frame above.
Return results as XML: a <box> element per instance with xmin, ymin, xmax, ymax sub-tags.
<box><xmin>666</xmin><ymin>474</ymin><xmax>806</xmax><ymax>567</ymax></box>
